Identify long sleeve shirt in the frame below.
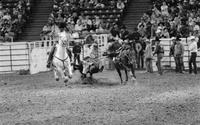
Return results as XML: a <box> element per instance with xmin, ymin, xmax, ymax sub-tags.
<box><xmin>174</xmin><ymin>43</ymin><xmax>184</xmax><ymax>56</ymax></box>
<box><xmin>189</xmin><ymin>41</ymin><xmax>198</xmax><ymax>53</ymax></box>
<box><xmin>145</xmin><ymin>44</ymin><xmax>153</xmax><ymax>59</ymax></box>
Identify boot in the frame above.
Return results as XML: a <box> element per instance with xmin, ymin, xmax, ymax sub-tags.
<box><xmin>46</xmin><ymin>61</ymin><xmax>51</xmax><ymax>68</ymax></box>
<box><xmin>46</xmin><ymin>45</ymin><xmax>56</xmax><ymax>68</ymax></box>
<box><xmin>99</xmin><ymin>66</ymin><xmax>104</xmax><ymax>72</ymax></box>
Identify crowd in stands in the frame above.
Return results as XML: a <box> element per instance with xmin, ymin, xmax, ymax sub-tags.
<box><xmin>41</xmin><ymin>0</ymin><xmax>128</xmax><ymax>39</ymax></box>
<box><xmin>0</xmin><ymin>0</ymin><xmax>32</xmax><ymax>42</ymax></box>
<box><xmin>137</xmin><ymin>0</ymin><xmax>200</xmax><ymax>39</ymax></box>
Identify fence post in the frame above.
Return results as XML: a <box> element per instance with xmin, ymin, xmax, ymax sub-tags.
<box><xmin>169</xmin><ymin>39</ymin><xmax>171</xmax><ymax>68</ymax></box>
<box><xmin>27</xmin><ymin>43</ymin><xmax>31</xmax><ymax>71</ymax></box>
<box><xmin>9</xmin><ymin>45</ymin><xmax>12</xmax><ymax>71</ymax></box>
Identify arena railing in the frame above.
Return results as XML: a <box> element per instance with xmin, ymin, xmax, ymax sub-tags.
<box><xmin>0</xmin><ymin>33</ymin><xmax>109</xmax><ymax>74</ymax></box>
<box><xmin>1</xmin><ymin>36</ymin><xmax>199</xmax><ymax>74</ymax></box>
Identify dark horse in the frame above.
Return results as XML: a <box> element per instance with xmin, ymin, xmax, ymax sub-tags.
<box><xmin>103</xmin><ymin>41</ymin><xmax>137</xmax><ymax>84</ymax></box>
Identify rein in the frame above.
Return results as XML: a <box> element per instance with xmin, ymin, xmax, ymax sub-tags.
<box><xmin>54</xmin><ymin>56</ymin><xmax>69</xmax><ymax>69</ymax></box>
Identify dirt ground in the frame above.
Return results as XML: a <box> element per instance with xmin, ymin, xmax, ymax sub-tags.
<box><xmin>0</xmin><ymin>70</ymin><xmax>200</xmax><ymax>125</ymax></box>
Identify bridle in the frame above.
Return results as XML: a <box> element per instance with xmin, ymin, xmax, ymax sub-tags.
<box><xmin>53</xmin><ymin>56</ymin><xmax>69</xmax><ymax>69</ymax></box>
<box><xmin>53</xmin><ymin>42</ymin><xmax>69</xmax><ymax>69</ymax></box>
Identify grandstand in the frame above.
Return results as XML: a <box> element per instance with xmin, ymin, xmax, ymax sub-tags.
<box><xmin>2</xmin><ymin>0</ymin><xmax>200</xmax><ymax>42</ymax></box>
<box><xmin>0</xmin><ymin>0</ymin><xmax>151</xmax><ymax>42</ymax></box>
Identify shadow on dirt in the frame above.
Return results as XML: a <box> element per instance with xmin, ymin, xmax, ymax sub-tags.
<box><xmin>68</xmin><ymin>77</ymin><xmax>120</xmax><ymax>88</ymax></box>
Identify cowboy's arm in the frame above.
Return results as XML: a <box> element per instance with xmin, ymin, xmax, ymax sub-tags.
<box><xmin>116</xmin><ymin>46</ymin><xmax>123</xmax><ymax>53</ymax></box>
<box><xmin>153</xmin><ymin>45</ymin><xmax>159</xmax><ymax>56</ymax></box>
<box><xmin>169</xmin><ymin>46</ymin><xmax>173</xmax><ymax>56</ymax></box>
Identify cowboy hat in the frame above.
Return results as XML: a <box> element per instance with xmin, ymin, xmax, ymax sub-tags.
<box><xmin>145</xmin><ymin>39</ymin><xmax>150</xmax><ymax>43</ymax></box>
<box><xmin>190</xmin><ymin>36</ymin><xmax>195</xmax><ymax>40</ymax></box>
<box><xmin>176</xmin><ymin>37</ymin><xmax>181</xmax><ymax>41</ymax></box>
<box><xmin>171</xmin><ymin>37</ymin><xmax>176</xmax><ymax>40</ymax></box>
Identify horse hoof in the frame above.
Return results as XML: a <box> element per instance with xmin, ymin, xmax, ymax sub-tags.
<box><xmin>131</xmin><ymin>77</ymin><xmax>136</xmax><ymax>81</ymax></box>
<box><xmin>124</xmin><ymin>81</ymin><xmax>128</xmax><ymax>85</ymax></box>
<box><xmin>64</xmin><ymin>79</ymin><xmax>68</xmax><ymax>83</ymax></box>
<box><xmin>56</xmin><ymin>78</ymin><xmax>59</xmax><ymax>81</ymax></box>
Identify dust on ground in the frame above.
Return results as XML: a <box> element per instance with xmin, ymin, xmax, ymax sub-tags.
<box><xmin>0</xmin><ymin>70</ymin><xmax>200</xmax><ymax>125</ymax></box>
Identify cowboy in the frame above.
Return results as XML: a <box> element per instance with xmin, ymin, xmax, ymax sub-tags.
<box><xmin>153</xmin><ymin>38</ymin><xmax>164</xmax><ymax>75</ymax></box>
<box><xmin>115</xmin><ymin>41</ymin><xmax>136</xmax><ymax>69</ymax></box>
<box><xmin>174</xmin><ymin>37</ymin><xmax>184</xmax><ymax>73</ymax></box>
<box><xmin>116</xmin><ymin>41</ymin><xmax>130</xmax><ymax>53</ymax></box>
<box><xmin>188</xmin><ymin>36</ymin><xmax>198</xmax><ymax>75</ymax></box>
<box><xmin>169</xmin><ymin>37</ymin><xmax>177</xmax><ymax>71</ymax></box>
<box><xmin>145</xmin><ymin>39</ymin><xmax>153</xmax><ymax>73</ymax></box>
<box><xmin>119</xmin><ymin>25</ymin><xmax>129</xmax><ymax>41</ymax></box>
<box><xmin>46</xmin><ymin>23</ymin><xmax>72</xmax><ymax>68</ymax></box>
<box><xmin>83</xmin><ymin>43</ymin><xmax>104</xmax><ymax>73</ymax></box>
<box><xmin>72</xmin><ymin>41</ymin><xmax>81</xmax><ymax>65</ymax></box>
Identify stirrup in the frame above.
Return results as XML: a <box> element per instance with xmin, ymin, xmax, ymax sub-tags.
<box><xmin>99</xmin><ymin>66</ymin><xmax>104</xmax><ymax>72</ymax></box>
<box><xmin>47</xmin><ymin>63</ymin><xmax>51</xmax><ymax>68</ymax></box>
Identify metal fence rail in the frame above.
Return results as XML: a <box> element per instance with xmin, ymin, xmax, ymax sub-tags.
<box><xmin>0</xmin><ymin>43</ymin><xmax>30</xmax><ymax>73</ymax></box>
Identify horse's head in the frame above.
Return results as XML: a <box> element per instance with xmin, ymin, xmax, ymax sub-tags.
<box><xmin>58</xmin><ymin>39</ymin><xmax>68</xmax><ymax>47</ymax></box>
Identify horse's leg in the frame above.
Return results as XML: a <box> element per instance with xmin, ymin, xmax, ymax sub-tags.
<box><xmin>58</xmin><ymin>67</ymin><xmax>68</xmax><ymax>84</ymax></box>
<box><xmin>54</xmin><ymin>68</ymin><xmax>59</xmax><ymax>81</ymax></box>
<box><xmin>130</xmin><ymin>65</ymin><xmax>136</xmax><ymax>82</ymax></box>
<box><xmin>65</xmin><ymin>59</ymin><xmax>73</xmax><ymax>79</ymax></box>
<box><xmin>115</xmin><ymin>64</ymin><xmax>123</xmax><ymax>84</ymax></box>
<box><xmin>124</xmin><ymin>68</ymin><xmax>128</xmax><ymax>84</ymax></box>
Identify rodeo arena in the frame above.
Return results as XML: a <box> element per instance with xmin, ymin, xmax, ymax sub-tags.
<box><xmin>1</xmin><ymin>0</ymin><xmax>200</xmax><ymax>124</ymax></box>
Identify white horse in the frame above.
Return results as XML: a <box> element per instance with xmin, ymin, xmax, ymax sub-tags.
<box><xmin>52</xmin><ymin>39</ymin><xmax>73</xmax><ymax>84</ymax></box>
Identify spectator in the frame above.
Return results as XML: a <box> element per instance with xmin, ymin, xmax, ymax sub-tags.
<box><xmin>74</xmin><ymin>20</ymin><xmax>85</xmax><ymax>31</ymax></box>
<box><xmin>193</xmin><ymin>22</ymin><xmax>199</xmax><ymax>36</ymax></box>
<box><xmin>117</xmin><ymin>0</ymin><xmax>125</xmax><ymax>10</ymax></box>
<box><xmin>93</xmin><ymin>16</ymin><xmax>102</xmax><ymax>29</ymax></box>
<box><xmin>153</xmin><ymin>38</ymin><xmax>164</xmax><ymax>75</ymax></box>
<box><xmin>174</xmin><ymin>37</ymin><xmax>185</xmax><ymax>73</ymax></box>
<box><xmin>137</xmin><ymin>19</ymin><xmax>146</xmax><ymax>37</ymax></box>
<box><xmin>145</xmin><ymin>39</ymin><xmax>153</xmax><ymax>73</ymax></box>
<box><xmin>169</xmin><ymin>37</ymin><xmax>177</xmax><ymax>71</ymax></box>
<box><xmin>2</xmin><ymin>12</ymin><xmax>11</xmax><ymax>21</ymax></box>
<box><xmin>110</xmin><ymin>24</ymin><xmax>120</xmax><ymax>38</ymax></box>
<box><xmin>73</xmin><ymin>42</ymin><xmax>82</xmax><ymax>65</ymax></box>
<box><xmin>137</xmin><ymin>38</ymin><xmax>146</xmax><ymax>69</ymax></box>
<box><xmin>161</xmin><ymin>2</ymin><xmax>169</xmax><ymax>17</ymax></box>
<box><xmin>119</xmin><ymin>26</ymin><xmax>129</xmax><ymax>40</ymax></box>
<box><xmin>83</xmin><ymin>16</ymin><xmax>92</xmax><ymax>31</ymax></box>
<box><xmin>161</xmin><ymin>28</ymin><xmax>170</xmax><ymax>38</ymax></box>
<box><xmin>188</xmin><ymin>36</ymin><xmax>198</xmax><ymax>74</ymax></box>
<box><xmin>41</xmin><ymin>23</ymin><xmax>52</xmax><ymax>37</ymax></box>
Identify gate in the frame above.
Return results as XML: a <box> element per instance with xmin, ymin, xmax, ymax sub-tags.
<box><xmin>0</xmin><ymin>42</ymin><xmax>29</xmax><ymax>73</ymax></box>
